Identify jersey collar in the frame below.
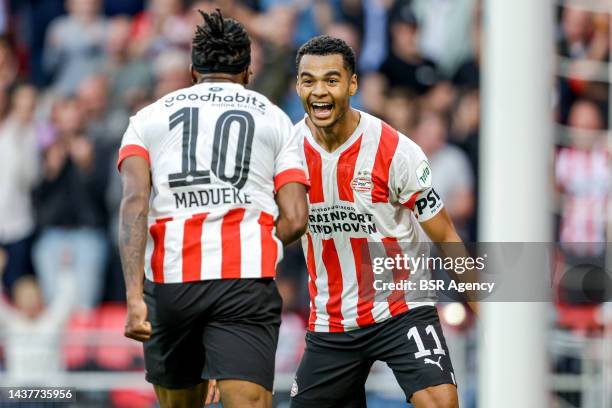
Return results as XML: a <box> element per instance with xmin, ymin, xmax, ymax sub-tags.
<box><xmin>302</xmin><ymin>110</ymin><xmax>369</xmax><ymax>158</ymax></box>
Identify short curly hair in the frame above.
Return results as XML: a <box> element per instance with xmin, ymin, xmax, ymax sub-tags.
<box><xmin>191</xmin><ymin>9</ymin><xmax>251</xmax><ymax>74</ymax></box>
<box><xmin>296</xmin><ymin>35</ymin><xmax>356</xmax><ymax>74</ymax></box>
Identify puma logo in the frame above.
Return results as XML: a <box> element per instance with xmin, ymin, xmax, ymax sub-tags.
<box><xmin>424</xmin><ymin>356</ymin><xmax>443</xmax><ymax>371</ymax></box>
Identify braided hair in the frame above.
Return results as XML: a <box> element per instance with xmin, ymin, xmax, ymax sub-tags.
<box><xmin>192</xmin><ymin>9</ymin><xmax>251</xmax><ymax>75</ymax></box>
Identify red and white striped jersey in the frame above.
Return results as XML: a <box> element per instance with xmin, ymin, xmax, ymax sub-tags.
<box><xmin>118</xmin><ymin>82</ymin><xmax>308</xmax><ymax>283</ymax></box>
<box><xmin>555</xmin><ymin>146</ymin><xmax>609</xmax><ymax>255</ymax></box>
<box><xmin>296</xmin><ymin>111</ymin><xmax>443</xmax><ymax>332</ymax></box>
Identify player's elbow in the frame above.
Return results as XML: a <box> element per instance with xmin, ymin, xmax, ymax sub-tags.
<box><xmin>286</xmin><ymin>208</ymin><xmax>309</xmax><ymax>240</ymax></box>
<box><xmin>120</xmin><ymin>192</ymin><xmax>149</xmax><ymax>216</ymax></box>
<box><xmin>278</xmin><ymin>204</ymin><xmax>308</xmax><ymax>245</ymax></box>
<box><xmin>290</xmin><ymin>210</ymin><xmax>309</xmax><ymax>238</ymax></box>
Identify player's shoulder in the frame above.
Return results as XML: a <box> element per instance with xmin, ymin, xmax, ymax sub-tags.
<box><xmin>291</xmin><ymin>116</ymin><xmax>308</xmax><ymax>137</ymax></box>
<box><xmin>129</xmin><ymin>85</ymin><xmax>191</xmax><ymax>124</ymax></box>
<box><xmin>360</xmin><ymin>113</ymin><xmax>428</xmax><ymax>178</ymax></box>
<box><xmin>358</xmin><ymin>111</ymin><xmax>423</xmax><ymax>157</ymax></box>
<box><xmin>370</xmin><ymin>116</ymin><xmax>424</xmax><ymax>161</ymax></box>
<box><xmin>395</xmin><ymin>129</ymin><xmax>426</xmax><ymax>161</ymax></box>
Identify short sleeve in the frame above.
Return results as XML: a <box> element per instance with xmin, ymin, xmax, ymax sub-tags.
<box><xmin>117</xmin><ymin>117</ymin><xmax>150</xmax><ymax>172</ymax></box>
<box><xmin>393</xmin><ymin>140</ymin><xmax>444</xmax><ymax>222</ymax></box>
<box><xmin>273</xmin><ymin>109</ymin><xmax>310</xmax><ymax>192</ymax></box>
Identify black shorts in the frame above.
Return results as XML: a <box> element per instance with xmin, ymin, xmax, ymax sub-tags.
<box><xmin>143</xmin><ymin>278</ymin><xmax>282</xmax><ymax>391</ymax></box>
<box><xmin>290</xmin><ymin>306</ymin><xmax>456</xmax><ymax>408</ymax></box>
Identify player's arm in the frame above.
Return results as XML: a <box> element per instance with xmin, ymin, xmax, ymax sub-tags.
<box><xmin>119</xmin><ymin>156</ymin><xmax>152</xmax><ymax>342</ymax></box>
<box><xmin>275</xmin><ymin>182</ymin><xmax>308</xmax><ymax>246</ymax></box>
<box><xmin>420</xmin><ymin>209</ymin><xmax>479</xmax><ymax>313</ymax></box>
<box><xmin>273</xmin><ymin>109</ymin><xmax>310</xmax><ymax>246</ymax></box>
<box><xmin>420</xmin><ymin>208</ymin><xmax>462</xmax><ymax>243</ymax></box>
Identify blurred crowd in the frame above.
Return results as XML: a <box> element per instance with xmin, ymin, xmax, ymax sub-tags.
<box><xmin>553</xmin><ymin>2</ymin><xmax>610</xmax><ymax>310</ymax></box>
<box><xmin>553</xmin><ymin>4</ymin><xmax>610</xmax><ymax>407</ymax></box>
<box><xmin>0</xmin><ymin>0</ymin><xmax>608</xmax><ymax>403</ymax></box>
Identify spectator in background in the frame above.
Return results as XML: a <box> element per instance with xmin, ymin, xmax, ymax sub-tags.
<box><xmin>410</xmin><ymin>0</ymin><xmax>476</xmax><ymax>77</ymax></box>
<box><xmin>358</xmin><ymin>72</ymin><xmax>388</xmax><ymax>118</ymax></box>
<box><xmin>103</xmin><ymin>15</ymin><xmax>154</xmax><ymax>111</ymax></box>
<box><xmin>237</xmin><ymin>2</ymin><xmax>301</xmax><ymax>103</ymax></box>
<box><xmin>422</xmin><ymin>80</ymin><xmax>457</xmax><ymax>116</ymax></box>
<box><xmin>0</xmin><ymin>249</ymin><xmax>76</xmax><ymax>385</ymax></box>
<box><xmin>32</xmin><ymin>97</ymin><xmax>108</xmax><ymax>310</ymax></box>
<box><xmin>555</xmin><ymin>99</ymin><xmax>609</xmax><ymax>256</ymax></box>
<box><xmin>0</xmin><ymin>36</ymin><xmax>17</xmax><ymax>91</ymax></box>
<box><xmin>129</xmin><ymin>0</ymin><xmax>191</xmax><ymax>58</ymax></box>
<box><xmin>333</xmin><ymin>0</ymin><xmax>364</xmax><ymax>33</ymax></box>
<box><xmin>450</xmin><ymin>90</ymin><xmax>480</xmax><ymax>176</ymax></box>
<box><xmin>453</xmin><ymin>15</ymin><xmax>481</xmax><ymax>92</ymax></box>
<box><xmin>325</xmin><ymin>21</ymin><xmax>361</xmax><ymax>59</ymax></box>
<box><xmin>558</xmin><ymin>6</ymin><xmax>609</xmax><ymax>61</ymax></box>
<box><xmin>411</xmin><ymin>111</ymin><xmax>475</xmax><ymax>239</ymax></box>
<box><xmin>0</xmin><ymin>84</ymin><xmax>39</xmax><ymax>296</ymax></box>
<box><xmin>379</xmin><ymin>3</ymin><xmax>439</xmax><ymax>94</ymax></box>
<box><xmin>151</xmin><ymin>48</ymin><xmax>191</xmax><ymax>99</ymax></box>
<box><xmin>323</xmin><ymin>0</ymin><xmax>378</xmax><ymax>76</ymax></box>
<box><xmin>556</xmin><ymin>7</ymin><xmax>609</xmax><ymax>124</ymax></box>
<box><xmin>382</xmin><ymin>88</ymin><xmax>418</xmax><ymax>136</ymax></box>
<box><xmin>43</xmin><ymin>0</ymin><xmax>108</xmax><ymax>96</ymax></box>
<box><xmin>77</xmin><ymin>74</ymin><xmax>129</xmax><ymax>148</ymax></box>
<box><xmin>258</xmin><ymin>0</ymin><xmax>332</xmax><ymax>48</ymax></box>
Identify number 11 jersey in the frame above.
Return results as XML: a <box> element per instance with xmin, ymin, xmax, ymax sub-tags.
<box><xmin>118</xmin><ymin>82</ymin><xmax>308</xmax><ymax>283</ymax></box>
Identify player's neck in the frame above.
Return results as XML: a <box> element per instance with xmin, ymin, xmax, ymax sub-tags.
<box><xmin>196</xmin><ymin>73</ymin><xmax>245</xmax><ymax>85</ymax></box>
<box><xmin>308</xmin><ymin>108</ymin><xmax>361</xmax><ymax>153</ymax></box>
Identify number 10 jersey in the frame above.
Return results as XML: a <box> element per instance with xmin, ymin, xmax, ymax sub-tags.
<box><xmin>118</xmin><ymin>82</ymin><xmax>308</xmax><ymax>283</ymax></box>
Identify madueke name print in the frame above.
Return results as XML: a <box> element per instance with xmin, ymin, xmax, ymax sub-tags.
<box><xmin>173</xmin><ymin>187</ymin><xmax>252</xmax><ymax>209</ymax></box>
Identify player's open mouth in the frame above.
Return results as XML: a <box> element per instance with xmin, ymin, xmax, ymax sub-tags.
<box><xmin>311</xmin><ymin>102</ymin><xmax>333</xmax><ymax>120</ymax></box>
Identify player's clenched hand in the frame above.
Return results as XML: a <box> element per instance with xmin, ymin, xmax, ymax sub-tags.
<box><xmin>204</xmin><ymin>379</ymin><xmax>220</xmax><ymax>405</ymax></box>
<box><xmin>124</xmin><ymin>298</ymin><xmax>152</xmax><ymax>342</ymax></box>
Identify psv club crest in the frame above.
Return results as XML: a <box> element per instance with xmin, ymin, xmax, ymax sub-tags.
<box><xmin>351</xmin><ymin>170</ymin><xmax>373</xmax><ymax>193</ymax></box>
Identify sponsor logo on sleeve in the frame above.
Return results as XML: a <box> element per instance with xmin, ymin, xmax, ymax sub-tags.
<box><xmin>414</xmin><ymin>188</ymin><xmax>443</xmax><ymax>219</ymax></box>
<box><xmin>416</xmin><ymin>161</ymin><xmax>432</xmax><ymax>188</ymax></box>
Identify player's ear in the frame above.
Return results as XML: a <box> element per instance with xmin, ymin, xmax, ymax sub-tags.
<box><xmin>349</xmin><ymin>73</ymin><xmax>358</xmax><ymax>96</ymax></box>
<box><xmin>295</xmin><ymin>75</ymin><xmax>300</xmax><ymax>94</ymax></box>
<box><xmin>190</xmin><ymin>64</ymin><xmax>198</xmax><ymax>85</ymax></box>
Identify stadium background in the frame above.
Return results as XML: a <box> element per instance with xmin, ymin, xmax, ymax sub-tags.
<box><xmin>0</xmin><ymin>0</ymin><xmax>609</xmax><ymax>406</ymax></box>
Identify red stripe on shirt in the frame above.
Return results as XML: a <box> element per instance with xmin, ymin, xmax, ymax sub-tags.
<box><xmin>371</xmin><ymin>122</ymin><xmax>399</xmax><ymax>203</ymax></box>
<box><xmin>403</xmin><ymin>191</ymin><xmax>420</xmax><ymax>211</ymax></box>
<box><xmin>221</xmin><ymin>208</ymin><xmax>246</xmax><ymax>279</ymax></box>
<box><xmin>150</xmin><ymin>217</ymin><xmax>172</xmax><ymax>283</ymax></box>
<box><xmin>259</xmin><ymin>212</ymin><xmax>277</xmax><ymax>278</ymax></box>
<box><xmin>117</xmin><ymin>144</ymin><xmax>150</xmax><ymax>171</ymax></box>
<box><xmin>304</xmin><ymin>139</ymin><xmax>324</xmax><ymax>203</ymax></box>
<box><xmin>350</xmin><ymin>237</ymin><xmax>376</xmax><ymax>327</ymax></box>
<box><xmin>274</xmin><ymin>168</ymin><xmax>310</xmax><ymax>192</ymax></box>
<box><xmin>306</xmin><ymin>234</ymin><xmax>318</xmax><ymax>331</ymax></box>
<box><xmin>382</xmin><ymin>237</ymin><xmax>409</xmax><ymax>316</ymax></box>
<box><xmin>182</xmin><ymin>213</ymin><xmax>208</xmax><ymax>282</ymax></box>
<box><xmin>322</xmin><ymin>239</ymin><xmax>345</xmax><ymax>332</ymax></box>
<box><xmin>337</xmin><ymin>135</ymin><xmax>362</xmax><ymax>202</ymax></box>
